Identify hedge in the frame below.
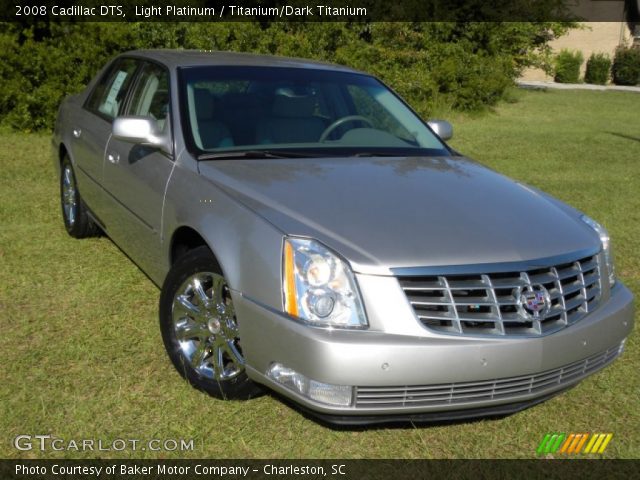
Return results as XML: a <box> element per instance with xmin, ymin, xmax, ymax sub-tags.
<box><xmin>584</xmin><ymin>52</ymin><xmax>611</xmax><ymax>85</ymax></box>
<box><xmin>612</xmin><ymin>46</ymin><xmax>640</xmax><ymax>86</ymax></box>
<box><xmin>554</xmin><ymin>49</ymin><xmax>583</xmax><ymax>83</ymax></box>
<box><xmin>0</xmin><ymin>22</ymin><xmax>575</xmax><ymax>131</ymax></box>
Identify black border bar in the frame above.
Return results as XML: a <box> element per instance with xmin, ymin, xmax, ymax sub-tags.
<box><xmin>3</xmin><ymin>0</ymin><xmax>639</xmax><ymax>22</ymax></box>
<box><xmin>2</xmin><ymin>459</ymin><xmax>640</xmax><ymax>480</ymax></box>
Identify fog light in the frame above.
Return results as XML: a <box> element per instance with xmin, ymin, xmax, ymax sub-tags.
<box><xmin>266</xmin><ymin>363</ymin><xmax>353</xmax><ymax>407</ymax></box>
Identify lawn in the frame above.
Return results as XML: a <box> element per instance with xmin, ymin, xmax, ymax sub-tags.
<box><xmin>0</xmin><ymin>89</ymin><xmax>638</xmax><ymax>459</ymax></box>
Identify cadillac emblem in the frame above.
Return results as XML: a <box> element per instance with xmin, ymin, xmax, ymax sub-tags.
<box><xmin>519</xmin><ymin>285</ymin><xmax>551</xmax><ymax>320</ymax></box>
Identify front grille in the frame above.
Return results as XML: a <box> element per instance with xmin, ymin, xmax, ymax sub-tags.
<box><xmin>399</xmin><ymin>254</ymin><xmax>602</xmax><ymax>336</ymax></box>
<box><xmin>355</xmin><ymin>342</ymin><xmax>623</xmax><ymax>409</ymax></box>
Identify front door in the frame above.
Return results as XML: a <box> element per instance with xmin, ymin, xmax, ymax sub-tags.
<box><xmin>101</xmin><ymin>62</ymin><xmax>174</xmax><ymax>281</ymax></box>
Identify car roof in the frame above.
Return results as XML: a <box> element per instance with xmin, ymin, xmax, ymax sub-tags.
<box><xmin>122</xmin><ymin>49</ymin><xmax>364</xmax><ymax>74</ymax></box>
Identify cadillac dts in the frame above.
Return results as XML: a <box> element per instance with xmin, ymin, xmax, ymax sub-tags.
<box><xmin>52</xmin><ymin>50</ymin><xmax>634</xmax><ymax>424</ymax></box>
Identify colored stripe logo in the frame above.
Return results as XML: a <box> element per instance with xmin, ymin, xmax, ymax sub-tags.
<box><xmin>537</xmin><ymin>433</ymin><xmax>613</xmax><ymax>455</ymax></box>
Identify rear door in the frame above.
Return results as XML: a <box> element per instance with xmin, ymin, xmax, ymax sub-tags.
<box><xmin>101</xmin><ymin>61</ymin><xmax>175</xmax><ymax>280</ymax></box>
<box><xmin>71</xmin><ymin>58</ymin><xmax>140</xmax><ymax>218</ymax></box>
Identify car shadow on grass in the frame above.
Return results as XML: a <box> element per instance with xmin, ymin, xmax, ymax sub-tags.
<box><xmin>606</xmin><ymin>132</ymin><xmax>640</xmax><ymax>143</ymax></box>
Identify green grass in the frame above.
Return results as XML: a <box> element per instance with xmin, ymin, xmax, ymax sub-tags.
<box><xmin>0</xmin><ymin>89</ymin><xmax>638</xmax><ymax>459</ymax></box>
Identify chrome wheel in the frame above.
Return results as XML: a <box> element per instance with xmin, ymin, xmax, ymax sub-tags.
<box><xmin>160</xmin><ymin>246</ymin><xmax>262</xmax><ymax>399</ymax></box>
<box><xmin>171</xmin><ymin>272</ymin><xmax>244</xmax><ymax>381</ymax></box>
<box><xmin>59</xmin><ymin>156</ymin><xmax>99</xmax><ymax>239</ymax></box>
<box><xmin>62</xmin><ymin>164</ymin><xmax>77</xmax><ymax>226</ymax></box>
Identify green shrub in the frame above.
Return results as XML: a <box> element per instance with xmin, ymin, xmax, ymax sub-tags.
<box><xmin>612</xmin><ymin>46</ymin><xmax>640</xmax><ymax>86</ymax></box>
<box><xmin>554</xmin><ymin>49</ymin><xmax>583</xmax><ymax>83</ymax></box>
<box><xmin>0</xmin><ymin>22</ymin><xmax>578</xmax><ymax>131</ymax></box>
<box><xmin>584</xmin><ymin>52</ymin><xmax>611</xmax><ymax>85</ymax></box>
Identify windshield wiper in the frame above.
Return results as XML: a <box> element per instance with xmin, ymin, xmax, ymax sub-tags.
<box><xmin>197</xmin><ymin>150</ymin><xmax>318</xmax><ymax>161</ymax></box>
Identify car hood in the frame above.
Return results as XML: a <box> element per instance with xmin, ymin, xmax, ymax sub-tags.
<box><xmin>198</xmin><ymin>156</ymin><xmax>600</xmax><ymax>275</ymax></box>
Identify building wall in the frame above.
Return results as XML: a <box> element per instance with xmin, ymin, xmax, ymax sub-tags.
<box><xmin>520</xmin><ymin>2</ymin><xmax>635</xmax><ymax>82</ymax></box>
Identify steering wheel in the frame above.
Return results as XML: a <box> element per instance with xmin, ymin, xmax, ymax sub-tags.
<box><xmin>319</xmin><ymin>115</ymin><xmax>374</xmax><ymax>142</ymax></box>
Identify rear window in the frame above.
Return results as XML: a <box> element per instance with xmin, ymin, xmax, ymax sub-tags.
<box><xmin>86</xmin><ymin>58</ymin><xmax>139</xmax><ymax>120</ymax></box>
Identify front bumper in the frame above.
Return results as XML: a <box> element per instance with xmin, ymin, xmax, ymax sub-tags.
<box><xmin>291</xmin><ymin>387</ymin><xmax>576</xmax><ymax>426</ymax></box>
<box><xmin>236</xmin><ymin>282</ymin><xmax>633</xmax><ymax>420</ymax></box>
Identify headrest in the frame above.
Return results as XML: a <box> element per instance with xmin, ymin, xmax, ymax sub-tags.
<box><xmin>271</xmin><ymin>94</ymin><xmax>316</xmax><ymax>118</ymax></box>
<box><xmin>193</xmin><ymin>88</ymin><xmax>215</xmax><ymax>121</ymax></box>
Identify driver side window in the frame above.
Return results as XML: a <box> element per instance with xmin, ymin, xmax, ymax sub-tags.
<box><xmin>127</xmin><ymin>63</ymin><xmax>170</xmax><ymax>132</ymax></box>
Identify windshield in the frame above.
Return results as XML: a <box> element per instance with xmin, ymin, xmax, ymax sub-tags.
<box><xmin>179</xmin><ymin>66</ymin><xmax>449</xmax><ymax>158</ymax></box>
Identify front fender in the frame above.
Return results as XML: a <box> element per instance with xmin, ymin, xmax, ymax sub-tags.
<box><xmin>162</xmin><ymin>155</ymin><xmax>285</xmax><ymax>311</ymax></box>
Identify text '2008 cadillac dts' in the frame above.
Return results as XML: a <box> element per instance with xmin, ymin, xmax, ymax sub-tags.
<box><xmin>53</xmin><ymin>50</ymin><xmax>634</xmax><ymax>424</ymax></box>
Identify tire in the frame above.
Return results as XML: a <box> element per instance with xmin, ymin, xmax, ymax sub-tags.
<box><xmin>60</xmin><ymin>155</ymin><xmax>99</xmax><ymax>238</ymax></box>
<box><xmin>159</xmin><ymin>246</ymin><xmax>262</xmax><ymax>400</ymax></box>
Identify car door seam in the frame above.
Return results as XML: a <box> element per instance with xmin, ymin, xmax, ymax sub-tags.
<box><xmin>102</xmin><ymin>132</ymin><xmax>113</xmax><ymax>181</ymax></box>
<box><xmin>161</xmin><ymin>160</ymin><xmax>177</xmax><ymax>243</ymax></box>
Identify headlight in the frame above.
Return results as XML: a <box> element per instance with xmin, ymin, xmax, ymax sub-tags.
<box><xmin>581</xmin><ymin>215</ymin><xmax>615</xmax><ymax>287</ymax></box>
<box><xmin>283</xmin><ymin>237</ymin><xmax>367</xmax><ymax>328</ymax></box>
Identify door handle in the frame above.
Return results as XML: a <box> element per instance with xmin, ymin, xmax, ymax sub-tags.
<box><xmin>107</xmin><ymin>152</ymin><xmax>120</xmax><ymax>164</ymax></box>
<box><xmin>73</xmin><ymin>128</ymin><xmax>82</xmax><ymax>138</ymax></box>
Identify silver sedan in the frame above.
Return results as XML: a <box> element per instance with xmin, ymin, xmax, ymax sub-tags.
<box><xmin>52</xmin><ymin>50</ymin><xmax>634</xmax><ymax>424</ymax></box>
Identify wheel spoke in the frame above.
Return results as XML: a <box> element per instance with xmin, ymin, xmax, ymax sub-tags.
<box><xmin>175</xmin><ymin>294</ymin><xmax>200</xmax><ymax>316</ymax></box>
<box><xmin>211</xmin><ymin>275</ymin><xmax>226</xmax><ymax>305</ymax></box>
<box><xmin>175</xmin><ymin>320</ymin><xmax>208</xmax><ymax>341</ymax></box>
<box><xmin>212</xmin><ymin>344</ymin><xmax>225</xmax><ymax>379</ymax></box>
<box><xmin>189</xmin><ymin>342</ymin><xmax>209</xmax><ymax>370</ymax></box>
<box><xmin>224</xmin><ymin>341</ymin><xmax>244</xmax><ymax>368</ymax></box>
<box><xmin>222</xmin><ymin>298</ymin><xmax>235</xmax><ymax>318</ymax></box>
<box><xmin>192</xmin><ymin>277</ymin><xmax>210</xmax><ymax>307</ymax></box>
<box><xmin>223</xmin><ymin>316</ymin><xmax>239</xmax><ymax>337</ymax></box>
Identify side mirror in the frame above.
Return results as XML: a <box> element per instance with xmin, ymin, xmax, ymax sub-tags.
<box><xmin>112</xmin><ymin>116</ymin><xmax>171</xmax><ymax>153</ymax></box>
<box><xmin>427</xmin><ymin>119</ymin><xmax>453</xmax><ymax>141</ymax></box>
